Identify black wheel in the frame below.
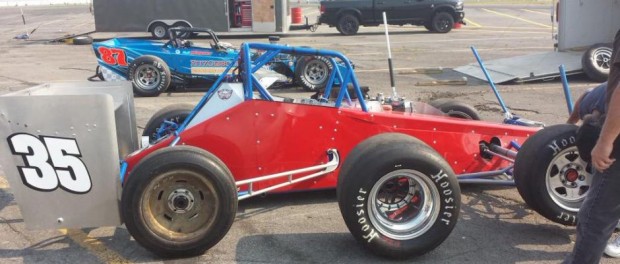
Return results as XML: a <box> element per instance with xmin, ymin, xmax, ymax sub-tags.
<box><xmin>173</xmin><ymin>22</ymin><xmax>192</xmax><ymax>39</ymax></box>
<box><xmin>338</xmin><ymin>133</ymin><xmax>460</xmax><ymax>259</ymax></box>
<box><xmin>143</xmin><ymin>104</ymin><xmax>194</xmax><ymax>144</ymax></box>
<box><xmin>150</xmin><ymin>22</ymin><xmax>169</xmax><ymax>39</ymax></box>
<box><xmin>582</xmin><ymin>43</ymin><xmax>612</xmax><ymax>82</ymax></box>
<box><xmin>128</xmin><ymin>55</ymin><xmax>172</xmax><ymax>97</ymax></box>
<box><xmin>72</xmin><ymin>35</ymin><xmax>93</xmax><ymax>45</ymax></box>
<box><xmin>337</xmin><ymin>14</ymin><xmax>359</xmax><ymax>36</ymax></box>
<box><xmin>431</xmin><ymin>12</ymin><xmax>454</xmax><ymax>33</ymax></box>
<box><xmin>295</xmin><ymin>56</ymin><xmax>334</xmax><ymax>92</ymax></box>
<box><xmin>428</xmin><ymin>99</ymin><xmax>481</xmax><ymax>120</ymax></box>
<box><xmin>514</xmin><ymin>124</ymin><xmax>593</xmax><ymax>226</ymax></box>
<box><xmin>122</xmin><ymin>146</ymin><xmax>237</xmax><ymax>258</ymax></box>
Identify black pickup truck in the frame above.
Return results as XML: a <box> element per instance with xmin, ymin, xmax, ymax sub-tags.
<box><xmin>318</xmin><ymin>0</ymin><xmax>465</xmax><ymax>35</ymax></box>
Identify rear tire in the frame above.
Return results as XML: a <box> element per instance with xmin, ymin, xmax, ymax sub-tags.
<box><xmin>431</xmin><ymin>12</ymin><xmax>454</xmax><ymax>33</ymax></box>
<box><xmin>128</xmin><ymin>55</ymin><xmax>172</xmax><ymax>97</ymax></box>
<box><xmin>338</xmin><ymin>133</ymin><xmax>460</xmax><ymax>259</ymax></box>
<box><xmin>295</xmin><ymin>56</ymin><xmax>334</xmax><ymax>92</ymax></box>
<box><xmin>143</xmin><ymin>104</ymin><xmax>195</xmax><ymax>144</ymax></box>
<box><xmin>122</xmin><ymin>146</ymin><xmax>237</xmax><ymax>258</ymax></box>
<box><xmin>429</xmin><ymin>99</ymin><xmax>481</xmax><ymax>120</ymax></box>
<box><xmin>514</xmin><ymin>124</ymin><xmax>592</xmax><ymax>226</ymax></box>
<box><xmin>337</xmin><ymin>14</ymin><xmax>360</xmax><ymax>36</ymax></box>
<box><xmin>582</xmin><ymin>43</ymin><xmax>612</xmax><ymax>82</ymax></box>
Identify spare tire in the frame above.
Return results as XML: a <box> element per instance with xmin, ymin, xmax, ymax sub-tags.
<box><xmin>428</xmin><ymin>99</ymin><xmax>481</xmax><ymax>120</ymax></box>
<box><xmin>582</xmin><ymin>43</ymin><xmax>612</xmax><ymax>82</ymax></box>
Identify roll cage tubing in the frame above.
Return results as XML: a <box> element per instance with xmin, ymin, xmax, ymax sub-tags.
<box><xmin>166</xmin><ymin>27</ymin><xmax>223</xmax><ymax>48</ymax></box>
<box><xmin>174</xmin><ymin>42</ymin><xmax>368</xmax><ymax>139</ymax></box>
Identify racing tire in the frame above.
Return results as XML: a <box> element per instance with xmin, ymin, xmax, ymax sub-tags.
<box><xmin>338</xmin><ymin>133</ymin><xmax>460</xmax><ymax>259</ymax></box>
<box><xmin>150</xmin><ymin>22</ymin><xmax>169</xmax><ymax>39</ymax></box>
<box><xmin>142</xmin><ymin>104</ymin><xmax>195</xmax><ymax>144</ymax></box>
<box><xmin>122</xmin><ymin>146</ymin><xmax>237</xmax><ymax>258</ymax></box>
<box><xmin>337</xmin><ymin>14</ymin><xmax>360</xmax><ymax>36</ymax></box>
<box><xmin>72</xmin><ymin>35</ymin><xmax>93</xmax><ymax>45</ymax></box>
<box><xmin>295</xmin><ymin>56</ymin><xmax>334</xmax><ymax>92</ymax></box>
<box><xmin>431</xmin><ymin>12</ymin><xmax>454</xmax><ymax>33</ymax></box>
<box><xmin>428</xmin><ymin>99</ymin><xmax>481</xmax><ymax>120</ymax></box>
<box><xmin>581</xmin><ymin>43</ymin><xmax>612</xmax><ymax>82</ymax></box>
<box><xmin>514</xmin><ymin>124</ymin><xmax>593</xmax><ymax>226</ymax></box>
<box><xmin>128</xmin><ymin>55</ymin><xmax>172</xmax><ymax>97</ymax></box>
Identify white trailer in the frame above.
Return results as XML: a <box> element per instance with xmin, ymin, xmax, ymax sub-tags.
<box><xmin>456</xmin><ymin>0</ymin><xmax>620</xmax><ymax>83</ymax></box>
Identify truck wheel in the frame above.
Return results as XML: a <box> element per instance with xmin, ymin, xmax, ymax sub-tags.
<box><xmin>582</xmin><ymin>43</ymin><xmax>612</xmax><ymax>82</ymax></box>
<box><xmin>428</xmin><ymin>99</ymin><xmax>481</xmax><ymax>120</ymax></box>
<box><xmin>122</xmin><ymin>146</ymin><xmax>237</xmax><ymax>258</ymax></box>
<box><xmin>128</xmin><ymin>55</ymin><xmax>172</xmax><ymax>97</ymax></box>
<box><xmin>143</xmin><ymin>104</ymin><xmax>195</xmax><ymax>144</ymax></box>
<box><xmin>514</xmin><ymin>124</ymin><xmax>592</xmax><ymax>226</ymax></box>
<box><xmin>337</xmin><ymin>14</ymin><xmax>359</xmax><ymax>36</ymax></box>
<box><xmin>431</xmin><ymin>12</ymin><xmax>454</xmax><ymax>33</ymax></box>
<box><xmin>338</xmin><ymin>133</ymin><xmax>460</xmax><ymax>259</ymax></box>
<box><xmin>295</xmin><ymin>56</ymin><xmax>334</xmax><ymax>92</ymax></box>
<box><xmin>424</xmin><ymin>23</ymin><xmax>435</xmax><ymax>32</ymax></box>
<box><xmin>150</xmin><ymin>22</ymin><xmax>169</xmax><ymax>39</ymax></box>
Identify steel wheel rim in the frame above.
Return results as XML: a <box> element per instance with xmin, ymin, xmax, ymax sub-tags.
<box><xmin>154</xmin><ymin>26</ymin><xmax>167</xmax><ymax>38</ymax></box>
<box><xmin>593</xmin><ymin>48</ymin><xmax>612</xmax><ymax>72</ymax></box>
<box><xmin>140</xmin><ymin>169</ymin><xmax>219</xmax><ymax>242</ymax></box>
<box><xmin>368</xmin><ymin>169</ymin><xmax>440</xmax><ymax>240</ymax></box>
<box><xmin>545</xmin><ymin>146</ymin><xmax>592</xmax><ymax>212</ymax></box>
<box><xmin>134</xmin><ymin>64</ymin><xmax>161</xmax><ymax>90</ymax></box>
<box><xmin>303</xmin><ymin>59</ymin><xmax>329</xmax><ymax>85</ymax></box>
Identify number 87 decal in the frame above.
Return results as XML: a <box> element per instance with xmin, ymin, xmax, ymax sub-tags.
<box><xmin>7</xmin><ymin>133</ymin><xmax>92</xmax><ymax>194</ymax></box>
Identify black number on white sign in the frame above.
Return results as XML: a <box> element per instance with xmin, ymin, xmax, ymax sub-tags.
<box><xmin>7</xmin><ymin>133</ymin><xmax>92</xmax><ymax>194</ymax></box>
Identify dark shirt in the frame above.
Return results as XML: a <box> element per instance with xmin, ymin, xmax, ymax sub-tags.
<box><xmin>579</xmin><ymin>82</ymin><xmax>607</xmax><ymax>119</ymax></box>
<box><xmin>606</xmin><ymin>29</ymin><xmax>620</xmax><ymax>106</ymax></box>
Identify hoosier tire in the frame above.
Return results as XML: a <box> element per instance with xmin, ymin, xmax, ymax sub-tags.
<box><xmin>142</xmin><ymin>104</ymin><xmax>195</xmax><ymax>144</ymax></box>
<box><xmin>122</xmin><ymin>146</ymin><xmax>237</xmax><ymax>258</ymax></box>
<box><xmin>128</xmin><ymin>55</ymin><xmax>172</xmax><ymax>97</ymax></box>
<box><xmin>338</xmin><ymin>133</ymin><xmax>460</xmax><ymax>259</ymax></box>
<box><xmin>428</xmin><ymin>99</ymin><xmax>481</xmax><ymax>120</ymax></box>
<box><xmin>295</xmin><ymin>56</ymin><xmax>334</xmax><ymax>92</ymax></box>
<box><xmin>514</xmin><ymin>124</ymin><xmax>592</xmax><ymax>226</ymax></box>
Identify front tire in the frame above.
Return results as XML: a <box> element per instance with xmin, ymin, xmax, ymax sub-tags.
<box><xmin>295</xmin><ymin>56</ymin><xmax>334</xmax><ymax>92</ymax></box>
<box><xmin>514</xmin><ymin>124</ymin><xmax>593</xmax><ymax>226</ymax></box>
<box><xmin>128</xmin><ymin>55</ymin><xmax>172</xmax><ymax>97</ymax></box>
<box><xmin>142</xmin><ymin>104</ymin><xmax>194</xmax><ymax>144</ymax></box>
<box><xmin>338</xmin><ymin>133</ymin><xmax>460</xmax><ymax>259</ymax></box>
<box><xmin>122</xmin><ymin>146</ymin><xmax>237</xmax><ymax>258</ymax></box>
<box><xmin>431</xmin><ymin>12</ymin><xmax>454</xmax><ymax>33</ymax></box>
<box><xmin>428</xmin><ymin>99</ymin><xmax>481</xmax><ymax>120</ymax></box>
<box><xmin>337</xmin><ymin>14</ymin><xmax>360</xmax><ymax>36</ymax></box>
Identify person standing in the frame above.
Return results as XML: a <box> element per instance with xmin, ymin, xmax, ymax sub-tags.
<box><xmin>562</xmin><ymin>30</ymin><xmax>620</xmax><ymax>264</ymax></box>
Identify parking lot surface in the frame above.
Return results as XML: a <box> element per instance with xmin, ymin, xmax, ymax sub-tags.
<box><xmin>0</xmin><ymin>3</ymin><xmax>617</xmax><ymax>263</ymax></box>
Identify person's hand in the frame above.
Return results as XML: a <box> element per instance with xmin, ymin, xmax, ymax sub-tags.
<box><xmin>591</xmin><ymin>140</ymin><xmax>616</xmax><ymax>172</ymax></box>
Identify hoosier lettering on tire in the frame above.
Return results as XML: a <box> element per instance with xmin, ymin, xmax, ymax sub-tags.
<box><xmin>337</xmin><ymin>133</ymin><xmax>460</xmax><ymax>259</ymax></box>
<box><xmin>514</xmin><ymin>124</ymin><xmax>593</xmax><ymax>226</ymax></box>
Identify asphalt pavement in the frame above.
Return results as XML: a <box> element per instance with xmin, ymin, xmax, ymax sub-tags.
<box><xmin>0</xmin><ymin>3</ymin><xmax>616</xmax><ymax>264</ymax></box>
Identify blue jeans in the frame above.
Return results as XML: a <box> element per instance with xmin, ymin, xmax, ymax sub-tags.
<box><xmin>563</xmin><ymin>159</ymin><xmax>620</xmax><ymax>264</ymax></box>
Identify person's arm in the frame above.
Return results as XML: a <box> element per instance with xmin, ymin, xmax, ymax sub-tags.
<box><xmin>567</xmin><ymin>92</ymin><xmax>585</xmax><ymax>124</ymax></box>
<box><xmin>591</xmin><ymin>83</ymin><xmax>620</xmax><ymax>171</ymax></box>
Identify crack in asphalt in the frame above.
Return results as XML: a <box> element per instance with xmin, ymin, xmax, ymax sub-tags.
<box><xmin>0</xmin><ymin>75</ymin><xmax>39</xmax><ymax>87</ymax></box>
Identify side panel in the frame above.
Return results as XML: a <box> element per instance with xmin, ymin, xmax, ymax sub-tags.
<box><xmin>94</xmin><ymin>0</ymin><xmax>229</xmax><ymax>32</ymax></box>
<box><xmin>558</xmin><ymin>0</ymin><xmax>620</xmax><ymax>50</ymax></box>
<box><xmin>0</xmin><ymin>83</ymin><xmax>133</xmax><ymax>229</ymax></box>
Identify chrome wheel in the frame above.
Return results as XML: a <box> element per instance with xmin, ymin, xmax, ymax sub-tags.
<box><xmin>592</xmin><ymin>48</ymin><xmax>612</xmax><ymax>73</ymax></box>
<box><xmin>545</xmin><ymin>146</ymin><xmax>593</xmax><ymax>212</ymax></box>
<box><xmin>134</xmin><ymin>64</ymin><xmax>161</xmax><ymax>91</ymax></box>
<box><xmin>303</xmin><ymin>59</ymin><xmax>329</xmax><ymax>86</ymax></box>
<box><xmin>140</xmin><ymin>169</ymin><xmax>220</xmax><ymax>242</ymax></box>
<box><xmin>368</xmin><ymin>169</ymin><xmax>440</xmax><ymax>240</ymax></box>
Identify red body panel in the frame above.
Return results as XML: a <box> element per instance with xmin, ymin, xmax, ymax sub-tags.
<box><xmin>125</xmin><ymin>100</ymin><xmax>538</xmax><ymax>192</ymax></box>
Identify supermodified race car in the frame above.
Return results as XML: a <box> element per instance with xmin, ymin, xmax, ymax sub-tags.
<box><xmin>93</xmin><ymin>27</ymin><xmax>339</xmax><ymax>96</ymax></box>
<box><xmin>0</xmin><ymin>43</ymin><xmax>591</xmax><ymax>259</ymax></box>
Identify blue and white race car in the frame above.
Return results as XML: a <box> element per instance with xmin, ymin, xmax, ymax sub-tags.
<box><xmin>92</xmin><ymin>28</ymin><xmax>337</xmax><ymax>96</ymax></box>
